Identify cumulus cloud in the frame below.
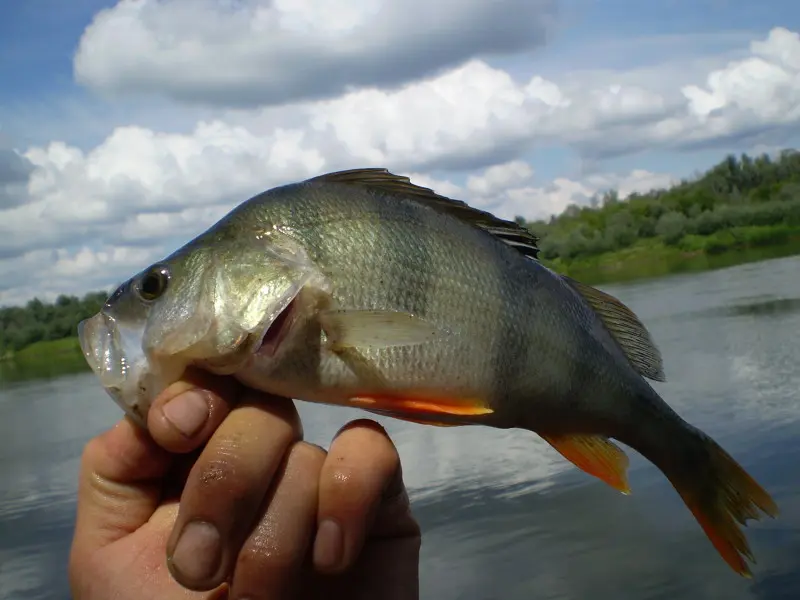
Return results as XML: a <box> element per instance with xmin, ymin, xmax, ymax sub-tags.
<box><xmin>412</xmin><ymin>160</ymin><xmax>676</xmax><ymax>221</ymax></box>
<box><xmin>2</xmin><ymin>24</ymin><xmax>800</xmax><ymax>306</ymax></box>
<box><xmin>74</xmin><ymin>0</ymin><xmax>558</xmax><ymax>108</ymax></box>
<box><xmin>0</xmin><ymin>149</ymin><xmax>34</xmax><ymax>209</ymax></box>
<box><xmin>676</xmin><ymin>27</ymin><xmax>800</xmax><ymax>149</ymax></box>
<box><xmin>0</xmin><ymin>246</ymin><xmax>160</xmax><ymax>307</ymax></box>
<box><xmin>0</xmin><ymin>151</ymin><xmax>669</xmax><ymax>306</ymax></box>
<box><xmin>1</xmin><ymin>123</ymin><xmax>326</xmax><ymax>259</ymax></box>
<box><xmin>307</xmin><ymin>27</ymin><xmax>800</xmax><ymax>166</ymax></box>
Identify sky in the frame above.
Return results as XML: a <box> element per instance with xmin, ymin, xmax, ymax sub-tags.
<box><xmin>0</xmin><ymin>0</ymin><xmax>798</xmax><ymax>306</ymax></box>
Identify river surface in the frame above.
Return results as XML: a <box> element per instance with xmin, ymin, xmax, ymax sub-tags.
<box><xmin>2</xmin><ymin>255</ymin><xmax>800</xmax><ymax>600</ymax></box>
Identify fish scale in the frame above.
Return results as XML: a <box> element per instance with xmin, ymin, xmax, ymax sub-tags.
<box><xmin>78</xmin><ymin>167</ymin><xmax>779</xmax><ymax>579</ymax></box>
<box><xmin>276</xmin><ymin>195</ymin><xmax>539</xmax><ymax>407</ymax></box>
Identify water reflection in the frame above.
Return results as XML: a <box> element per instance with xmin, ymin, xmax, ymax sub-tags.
<box><xmin>0</xmin><ymin>354</ymin><xmax>88</xmax><ymax>385</ymax></box>
<box><xmin>1</xmin><ymin>254</ymin><xmax>800</xmax><ymax>599</ymax></box>
<box><xmin>297</xmin><ymin>402</ymin><xmax>571</xmax><ymax>503</ymax></box>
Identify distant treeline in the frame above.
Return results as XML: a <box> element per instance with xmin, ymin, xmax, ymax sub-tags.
<box><xmin>0</xmin><ymin>292</ymin><xmax>108</xmax><ymax>356</ymax></box>
<box><xmin>520</xmin><ymin>149</ymin><xmax>800</xmax><ymax>260</ymax></box>
<box><xmin>3</xmin><ymin>150</ymin><xmax>800</xmax><ymax>356</ymax></box>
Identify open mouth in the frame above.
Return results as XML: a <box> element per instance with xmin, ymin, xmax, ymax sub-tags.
<box><xmin>258</xmin><ymin>298</ymin><xmax>297</xmax><ymax>356</ymax></box>
<box><xmin>78</xmin><ymin>312</ymin><xmax>126</xmax><ymax>388</ymax></box>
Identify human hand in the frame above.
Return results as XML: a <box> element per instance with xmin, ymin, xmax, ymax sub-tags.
<box><xmin>68</xmin><ymin>369</ymin><xmax>421</xmax><ymax>599</ymax></box>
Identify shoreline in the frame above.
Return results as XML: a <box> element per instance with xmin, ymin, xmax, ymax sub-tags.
<box><xmin>542</xmin><ymin>226</ymin><xmax>800</xmax><ymax>285</ymax></box>
<box><xmin>3</xmin><ymin>235</ymin><xmax>800</xmax><ymax>372</ymax></box>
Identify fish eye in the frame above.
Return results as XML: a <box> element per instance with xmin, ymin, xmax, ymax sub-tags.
<box><xmin>137</xmin><ymin>265</ymin><xmax>170</xmax><ymax>302</ymax></box>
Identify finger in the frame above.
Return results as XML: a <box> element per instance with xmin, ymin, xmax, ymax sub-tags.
<box><xmin>166</xmin><ymin>392</ymin><xmax>303</xmax><ymax>592</ymax></box>
<box><xmin>72</xmin><ymin>416</ymin><xmax>173</xmax><ymax>559</ymax></box>
<box><xmin>148</xmin><ymin>368</ymin><xmax>244</xmax><ymax>454</ymax></box>
<box><xmin>229</xmin><ymin>441</ymin><xmax>326</xmax><ymax>600</ymax></box>
<box><xmin>313</xmin><ymin>419</ymin><xmax>419</xmax><ymax>574</ymax></box>
<box><xmin>73</xmin><ymin>501</ymin><xmax>230</xmax><ymax>600</ymax></box>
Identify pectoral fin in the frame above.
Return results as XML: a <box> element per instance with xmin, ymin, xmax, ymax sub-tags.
<box><xmin>320</xmin><ymin>309</ymin><xmax>440</xmax><ymax>351</ymax></box>
<box><xmin>541</xmin><ymin>433</ymin><xmax>631</xmax><ymax>494</ymax></box>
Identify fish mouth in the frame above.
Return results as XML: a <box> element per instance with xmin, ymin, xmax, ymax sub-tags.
<box><xmin>78</xmin><ymin>312</ymin><xmax>127</xmax><ymax>389</ymax></box>
<box><xmin>78</xmin><ymin>312</ymin><xmax>148</xmax><ymax>428</ymax></box>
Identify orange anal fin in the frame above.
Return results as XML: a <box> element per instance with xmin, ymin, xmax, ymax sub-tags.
<box><xmin>542</xmin><ymin>433</ymin><xmax>631</xmax><ymax>495</ymax></box>
<box><xmin>398</xmin><ymin>417</ymin><xmax>460</xmax><ymax>427</ymax></box>
<box><xmin>349</xmin><ymin>393</ymin><xmax>493</xmax><ymax>417</ymax></box>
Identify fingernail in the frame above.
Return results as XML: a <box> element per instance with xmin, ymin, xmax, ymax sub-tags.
<box><xmin>313</xmin><ymin>519</ymin><xmax>344</xmax><ymax>571</ymax></box>
<box><xmin>170</xmin><ymin>521</ymin><xmax>221</xmax><ymax>583</ymax></box>
<box><xmin>163</xmin><ymin>391</ymin><xmax>210</xmax><ymax>438</ymax></box>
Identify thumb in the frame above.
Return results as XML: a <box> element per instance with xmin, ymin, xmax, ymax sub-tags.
<box><xmin>71</xmin><ymin>416</ymin><xmax>173</xmax><ymax>558</ymax></box>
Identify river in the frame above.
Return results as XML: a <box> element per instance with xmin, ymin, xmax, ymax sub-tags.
<box><xmin>2</xmin><ymin>255</ymin><xmax>800</xmax><ymax>600</ymax></box>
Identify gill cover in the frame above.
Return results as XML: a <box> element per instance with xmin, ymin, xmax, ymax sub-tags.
<box><xmin>141</xmin><ymin>230</ymin><xmax>318</xmax><ymax>366</ymax></box>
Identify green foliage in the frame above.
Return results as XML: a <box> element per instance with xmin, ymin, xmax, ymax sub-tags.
<box><xmin>521</xmin><ymin>149</ymin><xmax>800</xmax><ymax>263</ymax></box>
<box><xmin>0</xmin><ymin>291</ymin><xmax>109</xmax><ymax>357</ymax></box>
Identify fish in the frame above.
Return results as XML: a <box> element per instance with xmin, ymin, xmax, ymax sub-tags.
<box><xmin>78</xmin><ymin>168</ymin><xmax>778</xmax><ymax>578</ymax></box>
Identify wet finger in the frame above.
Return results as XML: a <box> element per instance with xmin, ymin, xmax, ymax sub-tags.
<box><xmin>313</xmin><ymin>419</ymin><xmax>417</xmax><ymax>574</ymax></box>
<box><xmin>148</xmin><ymin>368</ymin><xmax>243</xmax><ymax>453</ymax></box>
<box><xmin>165</xmin><ymin>392</ymin><xmax>303</xmax><ymax>591</ymax></box>
<box><xmin>229</xmin><ymin>441</ymin><xmax>326</xmax><ymax>599</ymax></box>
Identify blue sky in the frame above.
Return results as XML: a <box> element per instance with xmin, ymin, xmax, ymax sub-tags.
<box><xmin>2</xmin><ymin>0</ymin><xmax>796</xmax><ymax>176</ymax></box>
<box><xmin>1</xmin><ymin>1</ymin><xmax>108</xmax><ymax>105</ymax></box>
<box><xmin>0</xmin><ymin>0</ymin><xmax>798</xmax><ymax>304</ymax></box>
<box><xmin>1</xmin><ymin>0</ymin><xmax>797</xmax><ymax>162</ymax></box>
<box><xmin>1</xmin><ymin>0</ymin><xmax>790</xmax><ymax>103</ymax></box>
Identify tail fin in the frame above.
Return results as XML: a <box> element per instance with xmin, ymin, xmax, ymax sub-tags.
<box><xmin>659</xmin><ymin>427</ymin><xmax>778</xmax><ymax>577</ymax></box>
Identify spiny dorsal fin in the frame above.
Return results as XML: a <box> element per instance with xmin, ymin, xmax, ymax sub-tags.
<box><xmin>563</xmin><ymin>276</ymin><xmax>666</xmax><ymax>382</ymax></box>
<box><xmin>307</xmin><ymin>168</ymin><xmax>540</xmax><ymax>259</ymax></box>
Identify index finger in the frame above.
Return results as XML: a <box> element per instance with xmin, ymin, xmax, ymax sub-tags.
<box><xmin>147</xmin><ymin>368</ymin><xmax>243</xmax><ymax>454</ymax></box>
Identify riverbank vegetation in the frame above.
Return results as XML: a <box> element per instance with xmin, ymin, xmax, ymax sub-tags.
<box><xmin>0</xmin><ymin>292</ymin><xmax>107</xmax><ymax>361</ymax></box>
<box><xmin>521</xmin><ymin>149</ymin><xmax>800</xmax><ymax>282</ymax></box>
<box><xmin>3</xmin><ymin>150</ymin><xmax>800</xmax><ymax>364</ymax></box>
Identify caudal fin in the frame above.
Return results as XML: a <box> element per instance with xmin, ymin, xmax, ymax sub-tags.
<box><xmin>662</xmin><ymin>428</ymin><xmax>778</xmax><ymax>577</ymax></box>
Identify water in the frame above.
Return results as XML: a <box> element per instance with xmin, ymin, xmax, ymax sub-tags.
<box><xmin>2</xmin><ymin>255</ymin><xmax>800</xmax><ymax>599</ymax></box>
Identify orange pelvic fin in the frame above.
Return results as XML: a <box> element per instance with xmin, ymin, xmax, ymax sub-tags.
<box><xmin>349</xmin><ymin>392</ymin><xmax>494</xmax><ymax>418</ymax></box>
<box><xmin>395</xmin><ymin>416</ymin><xmax>460</xmax><ymax>427</ymax></box>
<box><xmin>364</xmin><ymin>408</ymin><xmax>461</xmax><ymax>427</ymax></box>
<box><xmin>542</xmin><ymin>433</ymin><xmax>631</xmax><ymax>495</ymax></box>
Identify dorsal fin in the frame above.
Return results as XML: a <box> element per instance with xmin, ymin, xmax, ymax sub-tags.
<box><xmin>307</xmin><ymin>168</ymin><xmax>540</xmax><ymax>259</ymax></box>
<box><xmin>562</xmin><ymin>276</ymin><xmax>666</xmax><ymax>382</ymax></box>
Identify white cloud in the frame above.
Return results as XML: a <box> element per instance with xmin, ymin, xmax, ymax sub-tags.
<box><xmin>412</xmin><ymin>161</ymin><xmax>676</xmax><ymax>222</ymax></box>
<box><xmin>0</xmin><ymin>123</ymin><xmax>326</xmax><ymax>258</ymax></box>
<box><xmin>307</xmin><ymin>27</ymin><xmax>799</xmax><ymax>165</ymax></box>
<box><xmin>0</xmin><ymin>246</ymin><xmax>161</xmax><ymax>307</ymax></box>
<box><xmin>0</xmin><ymin>154</ymin><xmax>672</xmax><ymax>307</ymax></box>
<box><xmin>678</xmin><ymin>28</ymin><xmax>800</xmax><ymax>144</ymax></box>
<box><xmin>0</xmin><ymin>149</ymin><xmax>33</xmax><ymax>210</ymax></box>
<box><xmin>74</xmin><ymin>0</ymin><xmax>557</xmax><ymax>108</ymax></box>
<box><xmin>2</xmin><ymin>24</ymin><xmax>799</xmax><ymax>306</ymax></box>
<box><xmin>583</xmin><ymin>170</ymin><xmax>679</xmax><ymax>201</ymax></box>
<box><xmin>308</xmin><ymin>59</ymin><xmax>670</xmax><ymax>168</ymax></box>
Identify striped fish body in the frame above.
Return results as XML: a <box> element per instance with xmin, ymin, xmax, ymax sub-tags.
<box><xmin>78</xmin><ymin>169</ymin><xmax>778</xmax><ymax>578</ymax></box>
<box><xmin>217</xmin><ymin>172</ymin><xmax>645</xmax><ymax>432</ymax></box>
